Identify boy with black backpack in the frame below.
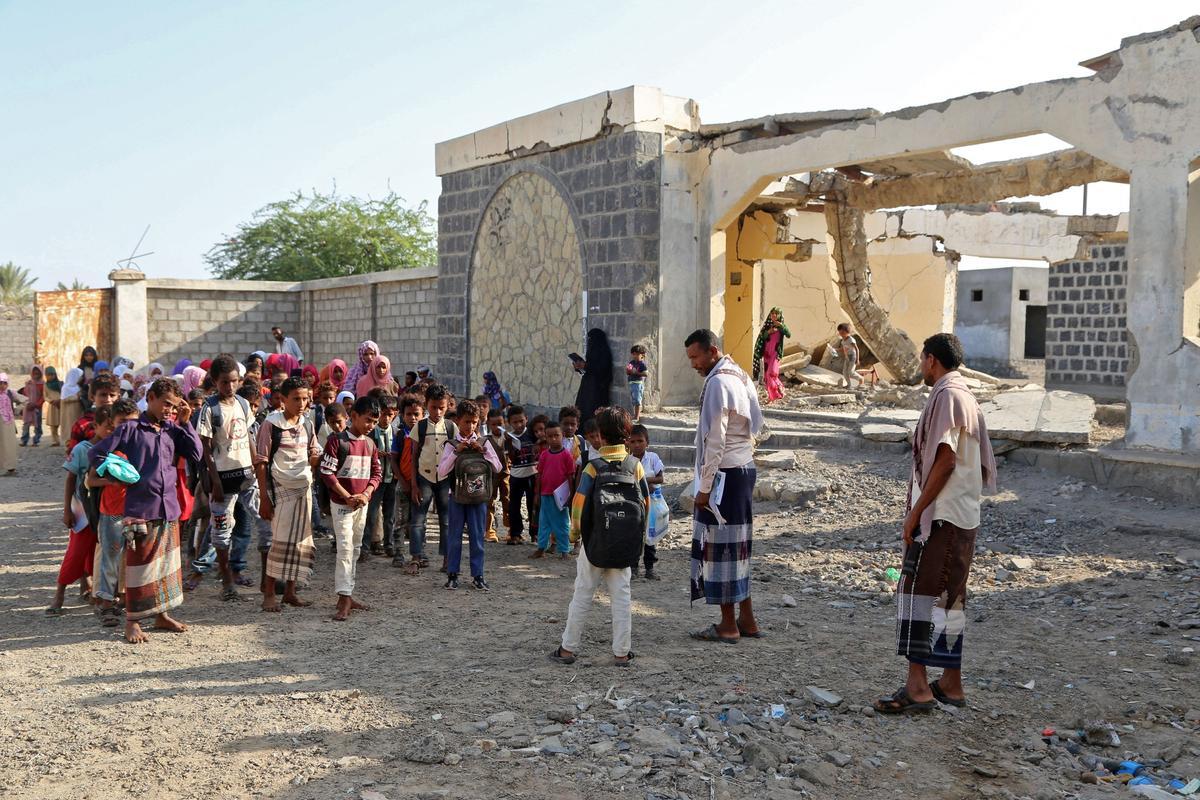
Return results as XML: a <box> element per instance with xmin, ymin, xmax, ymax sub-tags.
<box><xmin>254</xmin><ymin>377</ymin><xmax>320</xmax><ymax>613</ymax></box>
<box><xmin>435</xmin><ymin>399</ymin><xmax>502</xmax><ymax>591</ymax></box>
<box><xmin>550</xmin><ymin>406</ymin><xmax>649</xmax><ymax>667</ymax></box>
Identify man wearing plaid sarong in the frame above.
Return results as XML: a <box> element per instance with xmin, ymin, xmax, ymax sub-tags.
<box><xmin>875</xmin><ymin>333</ymin><xmax>997</xmax><ymax>714</ymax></box>
<box><xmin>683</xmin><ymin>330</ymin><xmax>765</xmax><ymax>645</ymax></box>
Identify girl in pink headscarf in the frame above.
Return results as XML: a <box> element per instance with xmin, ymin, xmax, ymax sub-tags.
<box><xmin>356</xmin><ymin>355</ymin><xmax>396</xmax><ymax>397</ymax></box>
<box><xmin>181</xmin><ymin>365</ymin><xmax>207</xmax><ymax>396</ymax></box>
<box><xmin>0</xmin><ymin>373</ymin><xmax>23</xmax><ymax>474</ymax></box>
<box><xmin>342</xmin><ymin>340</ymin><xmax>379</xmax><ymax>393</ymax></box>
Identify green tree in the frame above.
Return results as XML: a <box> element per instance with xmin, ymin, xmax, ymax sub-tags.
<box><xmin>55</xmin><ymin>279</ymin><xmax>89</xmax><ymax>291</ymax></box>
<box><xmin>205</xmin><ymin>190</ymin><xmax>436</xmax><ymax>281</ymax></box>
<box><xmin>0</xmin><ymin>261</ymin><xmax>36</xmax><ymax>304</ymax></box>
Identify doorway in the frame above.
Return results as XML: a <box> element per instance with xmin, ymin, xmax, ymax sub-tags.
<box><xmin>1024</xmin><ymin>305</ymin><xmax>1047</xmax><ymax>358</ymax></box>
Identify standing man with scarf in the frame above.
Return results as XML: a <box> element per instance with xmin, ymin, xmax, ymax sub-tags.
<box><xmin>684</xmin><ymin>329</ymin><xmax>765</xmax><ymax>644</ymax></box>
<box><xmin>875</xmin><ymin>333</ymin><xmax>997</xmax><ymax>714</ymax></box>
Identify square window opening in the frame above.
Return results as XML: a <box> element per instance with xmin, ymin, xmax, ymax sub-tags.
<box><xmin>971</xmin><ymin>289</ymin><xmax>983</xmax><ymax>302</ymax></box>
<box><xmin>1019</xmin><ymin>289</ymin><xmax>1030</xmax><ymax>301</ymax></box>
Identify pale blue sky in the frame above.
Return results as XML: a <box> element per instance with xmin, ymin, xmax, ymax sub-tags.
<box><xmin>1</xmin><ymin>1</ymin><xmax>1188</xmax><ymax>288</ymax></box>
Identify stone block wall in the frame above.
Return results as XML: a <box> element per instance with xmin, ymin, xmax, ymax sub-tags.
<box><xmin>302</xmin><ymin>273</ymin><xmax>438</xmax><ymax>374</ymax></box>
<box><xmin>146</xmin><ymin>287</ymin><xmax>300</xmax><ymax>367</ymax></box>
<box><xmin>1046</xmin><ymin>243</ymin><xmax>1128</xmax><ymax>387</ymax></box>
<box><xmin>436</xmin><ymin>130</ymin><xmax>662</xmax><ymax>403</ymax></box>
<box><xmin>0</xmin><ymin>304</ymin><xmax>35</xmax><ymax>374</ymax></box>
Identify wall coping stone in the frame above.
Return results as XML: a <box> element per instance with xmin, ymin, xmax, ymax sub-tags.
<box><xmin>143</xmin><ymin>266</ymin><xmax>438</xmax><ymax>294</ymax></box>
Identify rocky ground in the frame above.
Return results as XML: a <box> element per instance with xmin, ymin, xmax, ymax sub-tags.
<box><xmin>1</xmin><ymin>438</ymin><xmax>1198</xmax><ymax>800</ymax></box>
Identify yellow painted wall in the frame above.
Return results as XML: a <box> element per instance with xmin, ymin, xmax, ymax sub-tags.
<box><xmin>724</xmin><ymin>221</ymin><xmax>760</xmax><ymax>371</ymax></box>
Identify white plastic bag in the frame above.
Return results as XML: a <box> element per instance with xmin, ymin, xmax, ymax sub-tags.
<box><xmin>647</xmin><ymin>490</ymin><xmax>671</xmax><ymax>546</ymax></box>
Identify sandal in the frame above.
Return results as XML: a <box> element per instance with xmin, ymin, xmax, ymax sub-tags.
<box><xmin>614</xmin><ymin>651</ymin><xmax>636</xmax><ymax>667</ymax></box>
<box><xmin>234</xmin><ymin>574</ymin><xmax>255</xmax><ymax>587</ymax></box>
<box><xmin>873</xmin><ymin>687</ymin><xmax>937</xmax><ymax>715</ymax></box>
<box><xmin>404</xmin><ymin>561</ymin><xmax>420</xmax><ymax>576</ymax></box>
<box><xmin>690</xmin><ymin>624</ymin><xmax>739</xmax><ymax>644</ymax></box>
<box><xmin>100</xmin><ymin>606</ymin><xmax>121</xmax><ymax>628</ymax></box>
<box><xmin>930</xmin><ymin>679</ymin><xmax>967</xmax><ymax>708</ymax></box>
<box><xmin>44</xmin><ymin>606</ymin><xmax>65</xmax><ymax>616</ymax></box>
<box><xmin>549</xmin><ymin>646</ymin><xmax>577</xmax><ymax>665</ymax></box>
<box><xmin>738</xmin><ymin>628</ymin><xmax>766</xmax><ymax>639</ymax></box>
<box><xmin>183</xmin><ymin>573</ymin><xmax>203</xmax><ymax>592</ymax></box>
<box><xmin>220</xmin><ymin>587</ymin><xmax>243</xmax><ymax>602</ymax></box>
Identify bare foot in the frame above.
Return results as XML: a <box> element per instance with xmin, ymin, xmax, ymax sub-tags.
<box><xmin>282</xmin><ymin>594</ymin><xmax>312</xmax><ymax>607</ymax></box>
<box><xmin>262</xmin><ymin>596</ymin><xmax>282</xmax><ymax>612</ymax></box>
<box><xmin>125</xmin><ymin>621</ymin><xmax>150</xmax><ymax>644</ymax></box>
<box><xmin>152</xmin><ymin>614</ymin><xmax>189</xmax><ymax>633</ymax></box>
<box><xmin>332</xmin><ymin>596</ymin><xmax>352</xmax><ymax>621</ymax></box>
<box><xmin>349</xmin><ymin>598</ymin><xmax>370</xmax><ymax>611</ymax></box>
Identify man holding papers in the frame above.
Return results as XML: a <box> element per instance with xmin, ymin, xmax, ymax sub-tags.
<box><xmin>684</xmin><ymin>329</ymin><xmax>765</xmax><ymax>644</ymax></box>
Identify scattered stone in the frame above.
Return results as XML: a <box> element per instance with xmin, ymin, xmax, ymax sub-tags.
<box><xmin>486</xmin><ymin>711</ymin><xmax>517</xmax><ymax>725</ymax></box>
<box><xmin>794</xmin><ymin>760</ymin><xmax>837</xmax><ymax>787</ymax></box>
<box><xmin>860</xmin><ymin>423</ymin><xmax>910</xmax><ymax>442</ymax></box>
<box><xmin>806</xmin><ymin>686</ymin><xmax>843</xmax><ymax>708</ymax></box>
<box><xmin>994</xmin><ymin>568</ymin><xmax>1013</xmax><ymax>582</ymax></box>
<box><xmin>755</xmin><ymin>450</ymin><xmax>799</xmax><ymax>470</ymax></box>
<box><xmin>443</xmin><ymin>752</ymin><xmax>462</xmax><ymax>765</ymax></box>
<box><xmin>723</xmin><ymin>707</ymin><xmax>751</xmax><ymax>726</ymax></box>
<box><xmin>1178</xmin><ymin>619</ymin><xmax>1200</xmax><ymax>630</ymax></box>
<box><xmin>781</xmin><ymin>594</ymin><xmax>797</xmax><ymax>608</ymax></box>
<box><xmin>632</xmin><ymin>727</ymin><xmax>681</xmax><ymax>758</ymax></box>
<box><xmin>818</xmin><ymin>393</ymin><xmax>856</xmax><ymax>406</ymax></box>
<box><xmin>824</xmin><ymin>751</ymin><xmax>853</xmax><ymax>768</ymax></box>
<box><xmin>973</xmin><ymin>765</ymin><xmax>1000</xmax><ymax>778</ymax></box>
<box><xmin>1005</xmin><ymin>556</ymin><xmax>1035</xmax><ymax>571</ymax></box>
<box><xmin>403</xmin><ymin>732</ymin><xmax>448</xmax><ymax>764</ymax></box>
<box><xmin>742</xmin><ymin>739</ymin><xmax>787</xmax><ymax>771</ymax></box>
<box><xmin>546</xmin><ymin>707</ymin><xmax>576</xmax><ymax>723</ymax></box>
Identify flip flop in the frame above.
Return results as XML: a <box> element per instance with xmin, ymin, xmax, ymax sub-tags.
<box><xmin>738</xmin><ymin>628</ymin><xmax>766</xmax><ymax>639</ymax></box>
<box><xmin>873</xmin><ymin>687</ymin><xmax>936</xmax><ymax>715</ymax></box>
<box><xmin>183</xmin><ymin>574</ymin><xmax>203</xmax><ymax>592</ymax></box>
<box><xmin>690</xmin><ymin>624</ymin><xmax>739</xmax><ymax>644</ymax></box>
<box><xmin>930</xmin><ymin>679</ymin><xmax>967</xmax><ymax>708</ymax></box>
<box><xmin>549</xmin><ymin>646</ymin><xmax>577</xmax><ymax>665</ymax></box>
<box><xmin>234</xmin><ymin>574</ymin><xmax>255</xmax><ymax>587</ymax></box>
<box><xmin>220</xmin><ymin>587</ymin><xmax>243</xmax><ymax>602</ymax></box>
<box><xmin>44</xmin><ymin>606</ymin><xmax>65</xmax><ymax>616</ymax></box>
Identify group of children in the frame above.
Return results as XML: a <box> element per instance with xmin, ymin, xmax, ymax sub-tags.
<box><xmin>38</xmin><ymin>345</ymin><xmax>670</xmax><ymax>660</ymax></box>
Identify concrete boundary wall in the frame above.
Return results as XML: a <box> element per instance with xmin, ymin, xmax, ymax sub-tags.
<box><xmin>0</xmin><ymin>304</ymin><xmax>35</xmax><ymax>373</ymax></box>
<box><xmin>112</xmin><ymin>268</ymin><xmax>438</xmax><ymax>374</ymax></box>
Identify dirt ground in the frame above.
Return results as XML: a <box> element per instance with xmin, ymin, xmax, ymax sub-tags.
<box><xmin>2</xmin><ymin>440</ymin><xmax>1198</xmax><ymax>800</ymax></box>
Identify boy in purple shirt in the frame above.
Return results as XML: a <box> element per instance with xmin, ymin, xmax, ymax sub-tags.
<box><xmin>89</xmin><ymin>377</ymin><xmax>202</xmax><ymax>644</ymax></box>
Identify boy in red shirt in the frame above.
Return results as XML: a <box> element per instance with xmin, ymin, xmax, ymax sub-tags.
<box><xmin>531</xmin><ymin>421</ymin><xmax>576</xmax><ymax>559</ymax></box>
<box><xmin>320</xmin><ymin>396</ymin><xmax>382</xmax><ymax>621</ymax></box>
<box><xmin>66</xmin><ymin>374</ymin><xmax>121</xmax><ymax>454</ymax></box>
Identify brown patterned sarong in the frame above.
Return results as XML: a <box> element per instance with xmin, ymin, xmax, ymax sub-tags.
<box><xmin>265</xmin><ymin>485</ymin><xmax>315</xmax><ymax>583</ymax></box>
<box><xmin>124</xmin><ymin>520</ymin><xmax>183</xmax><ymax>621</ymax></box>
<box><xmin>895</xmin><ymin>520</ymin><xmax>976</xmax><ymax>669</ymax></box>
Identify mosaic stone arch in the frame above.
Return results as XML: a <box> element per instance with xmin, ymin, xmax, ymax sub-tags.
<box><xmin>468</xmin><ymin>171</ymin><xmax>585</xmax><ymax>407</ymax></box>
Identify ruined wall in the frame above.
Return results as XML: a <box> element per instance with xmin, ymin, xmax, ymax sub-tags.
<box><xmin>437</xmin><ymin>131</ymin><xmax>662</xmax><ymax>405</ymax></box>
<box><xmin>146</xmin><ymin>286</ymin><xmax>299</xmax><ymax>368</ymax></box>
<box><xmin>0</xmin><ymin>304</ymin><xmax>34</xmax><ymax>374</ymax></box>
<box><xmin>1046</xmin><ymin>243</ymin><xmax>1128</xmax><ymax>388</ymax></box>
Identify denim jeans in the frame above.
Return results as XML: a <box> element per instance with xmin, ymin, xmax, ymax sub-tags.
<box><xmin>94</xmin><ymin>514</ymin><xmax>125</xmax><ymax>602</ymax></box>
<box><xmin>192</xmin><ymin>486</ymin><xmax>254</xmax><ymax>574</ymax></box>
<box><xmin>445</xmin><ymin>499</ymin><xmax>486</xmax><ymax>578</ymax></box>
<box><xmin>364</xmin><ymin>480</ymin><xmax>397</xmax><ymax>553</ymax></box>
<box><xmin>20</xmin><ymin>408</ymin><xmax>42</xmax><ymax>446</ymax></box>
<box><xmin>409</xmin><ymin>475</ymin><xmax>449</xmax><ymax>559</ymax></box>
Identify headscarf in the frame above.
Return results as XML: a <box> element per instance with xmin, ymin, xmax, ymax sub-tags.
<box><xmin>112</xmin><ymin>364</ymin><xmax>130</xmax><ymax>380</ymax></box>
<box><xmin>146</xmin><ymin>362</ymin><xmax>164</xmax><ymax>378</ymax></box>
<box><xmin>182</xmin><ymin>366</ymin><xmax>206</xmax><ymax>395</ymax></box>
<box><xmin>265</xmin><ymin>353</ymin><xmax>282</xmax><ymax>377</ymax></box>
<box><xmin>276</xmin><ymin>354</ymin><xmax>300</xmax><ymax>378</ymax></box>
<box><xmin>342</xmin><ymin>340</ymin><xmax>379</xmax><ymax>393</ymax></box>
<box><xmin>752</xmin><ymin>307</ymin><xmax>792</xmax><ymax>381</ymax></box>
<box><xmin>172</xmin><ymin>358</ymin><xmax>192</xmax><ymax>375</ymax></box>
<box><xmin>113</xmin><ymin>356</ymin><xmax>135</xmax><ymax>371</ymax></box>
<box><xmin>574</xmin><ymin>328</ymin><xmax>614</xmax><ymax>422</ymax></box>
<box><xmin>320</xmin><ymin>358</ymin><xmax>348</xmax><ymax>387</ymax></box>
<box><xmin>23</xmin><ymin>366</ymin><xmax>45</xmax><ymax>407</ymax></box>
<box><xmin>302</xmin><ymin>365</ymin><xmax>320</xmax><ymax>387</ymax></box>
<box><xmin>237</xmin><ymin>362</ymin><xmax>247</xmax><ymax>378</ymax></box>
<box><xmin>482</xmin><ymin>371</ymin><xmax>508</xmax><ymax>407</ymax></box>
<box><xmin>199</xmin><ymin>358</ymin><xmax>212</xmax><ymax>372</ymax></box>
<box><xmin>44</xmin><ymin>366</ymin><xmax>62</xmax><ymax>393</ymax></box>
<box><xmin>61</xmin><ymin>367</ymin><xmax>84</xmax><ymax>400</ymax></box>
<box><xmin>0</xmin><ymin>373</ymin><xmax>14</xmax><ymax>423</ymax></box>
<box><xmin>336</xmin><ymin>390</ymin><xmax>355</xmax><ymax>405</ymax></box>
<box><xmin>93</xmin><ymin>360</ymin><xmax>110</xmax><ymax>373</ymax></box>
<box><xmin>356</xmin><ymin>355</ymin><xmax>393</xmax><ymax>397</ymax></box>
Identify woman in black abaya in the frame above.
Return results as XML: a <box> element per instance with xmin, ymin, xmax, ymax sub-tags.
<box><xmin>573</xmin><ymin>328</ymin><xmax>613</xmax><ymax>422</ymax></box>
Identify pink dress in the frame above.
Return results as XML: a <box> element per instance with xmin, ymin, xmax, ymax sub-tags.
<box><xmin>764</xmin><ymin>330</ymin><xmax>784</xmax><ymax>402</ymax></box>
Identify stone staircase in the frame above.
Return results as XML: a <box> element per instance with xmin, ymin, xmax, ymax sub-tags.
<box><xmin>640</xmin><ymin>407</ymin><xmax>909</xmax><ymax>467</ymax></box>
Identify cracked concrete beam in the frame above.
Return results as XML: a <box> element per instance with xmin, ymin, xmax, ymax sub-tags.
<box><xmin>813</xmin><ymin>149</ymin><xmax>1128</xmax><ymax>211</ymax></box>
<box><xmin>823</xmin><ymin>196</ymin><xmax>923</xmax><ymax>384</ymax></box>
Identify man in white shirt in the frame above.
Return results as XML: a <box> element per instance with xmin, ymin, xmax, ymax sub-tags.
<box><xmin>272</xmin><ymin>327</ymin><xmax>304</xmax><ymax>364</ymax></box>
<box><xmin>875</xmin><ymin>333</ymin><xmax>997</xmax><ymax>715</ymax></box>
<box><xmin>684</xmin><ymin>329</ymin><xmax>765</xmax><ymax>645</ymax></box>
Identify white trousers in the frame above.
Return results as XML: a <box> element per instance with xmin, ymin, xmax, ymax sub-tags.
<box><xmin>331</xmin><ymin>502</ymin><xmax>367</xmax><ymax>596</ymax></box>
<box><xmin>560</xmin><ymin>544</ymin><xmax>632</xmax><ymax>657</ymax></box>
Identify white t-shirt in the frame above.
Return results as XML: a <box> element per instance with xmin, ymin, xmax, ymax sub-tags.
<box><xmin>909</xmin><ymin>427</ymin><xmax>982</xmax><ymax>530</ymax></box>
<box><xmin>197</xmin><ymin>397</ymin><xmax>254</xmax><ymax>474</ymax></box>
<box><xmin>257</xmin><ymin>412</ymin><xmax>319</xmax><ymax>490</ymax></box>
<box><xmin>640</xmin><ymin>450</ymin><xmax>665</xmax><ymax>497</ymax></box>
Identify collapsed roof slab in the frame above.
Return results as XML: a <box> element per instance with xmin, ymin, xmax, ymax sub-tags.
<box><xmin>887</xmin><ymin>208</ymin><xmax>1128</xmax><ymax>263</ymax></box>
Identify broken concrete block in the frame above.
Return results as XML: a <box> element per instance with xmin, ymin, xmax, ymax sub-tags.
<box><xmin>860</xmin><ymin>423</ymin><xmax>910</xmax><ymax>442</ymax></box>
<box><xmin>793</xmin><ymin>364</ymin><xmax>845</xmax><ymax>387</ymax></box>
<box><xmin>755</xmin><ymin>450</ymin><xmax>799</xmax><ymax>471</ymax></box>
<box><xmin>818</xmin><ymin>393</ymin><xmax>856</xmax><ymax>405</ymax></box>
<box><xmin>858</xmin><ymin>408</ymin><xmax>921</xmax><ymax>427</ymax></box>
<box><xmin>981</xmin><ymin>388</ymin><xmax>1094</xmax><ymax>444</ymax></box>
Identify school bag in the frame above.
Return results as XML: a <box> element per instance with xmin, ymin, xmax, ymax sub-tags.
<box><xmin>202</xmin><ymin>394</ymin><xmax>256</xmax><ymax>493</ymax></box>
<box><xmin>264</xmin><ymin>416</ymin><xmax>317</xmax><ymax>499</ymax></box>
<box><xmin>581</xmin><ymin>455</ymin><xmax>646</xmax><ymax>569</ymax></box>
<box><xmin>452</xmin><ymin>444</ymin><xmax>495</xmax><ymax>504</ymax></box>
<box><xmin>409</xmin><ymin>417</ymin><xmax>450</xmax><ymax>485</ymax></box>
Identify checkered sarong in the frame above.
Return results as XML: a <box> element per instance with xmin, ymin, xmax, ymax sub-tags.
<box><xmin>690</xmin><ymin>465</ymin><xmax>755</xmax><ymax>606</ymax></box>
<box><xmin>895</xmin><ymin>520</ymin><xmax>976</xmax><ymax>669</ymax></box>
<box><xmin>124</xmin><ymin>520</ymin><xmax>183</xmax><ymax>621</ymax></box>
<box><xmin>265</xmin><ymin>485</ymin><xmax>315</xmax><ymax>583</ymax></box>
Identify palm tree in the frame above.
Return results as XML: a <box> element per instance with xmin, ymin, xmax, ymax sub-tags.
<box><xmin>0</xmin><ymin>262</ymin><xmax>36</xmax><ymax>304</ymax></box>
<box><xmin>55</xmin><ymin>279</ymin><xmax>89</xmax><ymax>291</ymax></box>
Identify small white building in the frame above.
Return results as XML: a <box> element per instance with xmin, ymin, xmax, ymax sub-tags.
<box><xmin>955</xmin><ymin>266</ymin><xmax>1049</xmax><ymax>379</ymax></box>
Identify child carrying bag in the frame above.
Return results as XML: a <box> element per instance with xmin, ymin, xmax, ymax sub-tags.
<box><xmin>581</xmin><ymin>456</ymin><xmax>646</xmax><ymax>569</ymax></box>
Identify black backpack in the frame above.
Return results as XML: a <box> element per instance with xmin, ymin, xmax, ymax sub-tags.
<box><xmin>453</xmin><ymin>446</ymin><xmax>495</xmax><ymax>504</ymax></box>
<box><xmin>581</xmin><ymin>456</ymin><xmax>646</xmax><ymax>569</ymax></box>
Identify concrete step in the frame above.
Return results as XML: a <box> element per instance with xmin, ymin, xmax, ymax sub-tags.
<box><xmin>641</xmin><ymin>420</ymin><xmax>861</xmax><ymax>450</ymax></box>
<box><xmin>654</xmin><ymin>436</ymin><xmax>909</xmax><ymax>467</ymax></box>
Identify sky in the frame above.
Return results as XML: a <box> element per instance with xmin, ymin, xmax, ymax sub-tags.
<box><xmin>0</xmin><ymin>0</ymin><xmax>1190</xmax><ymax>289</ymax></box>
